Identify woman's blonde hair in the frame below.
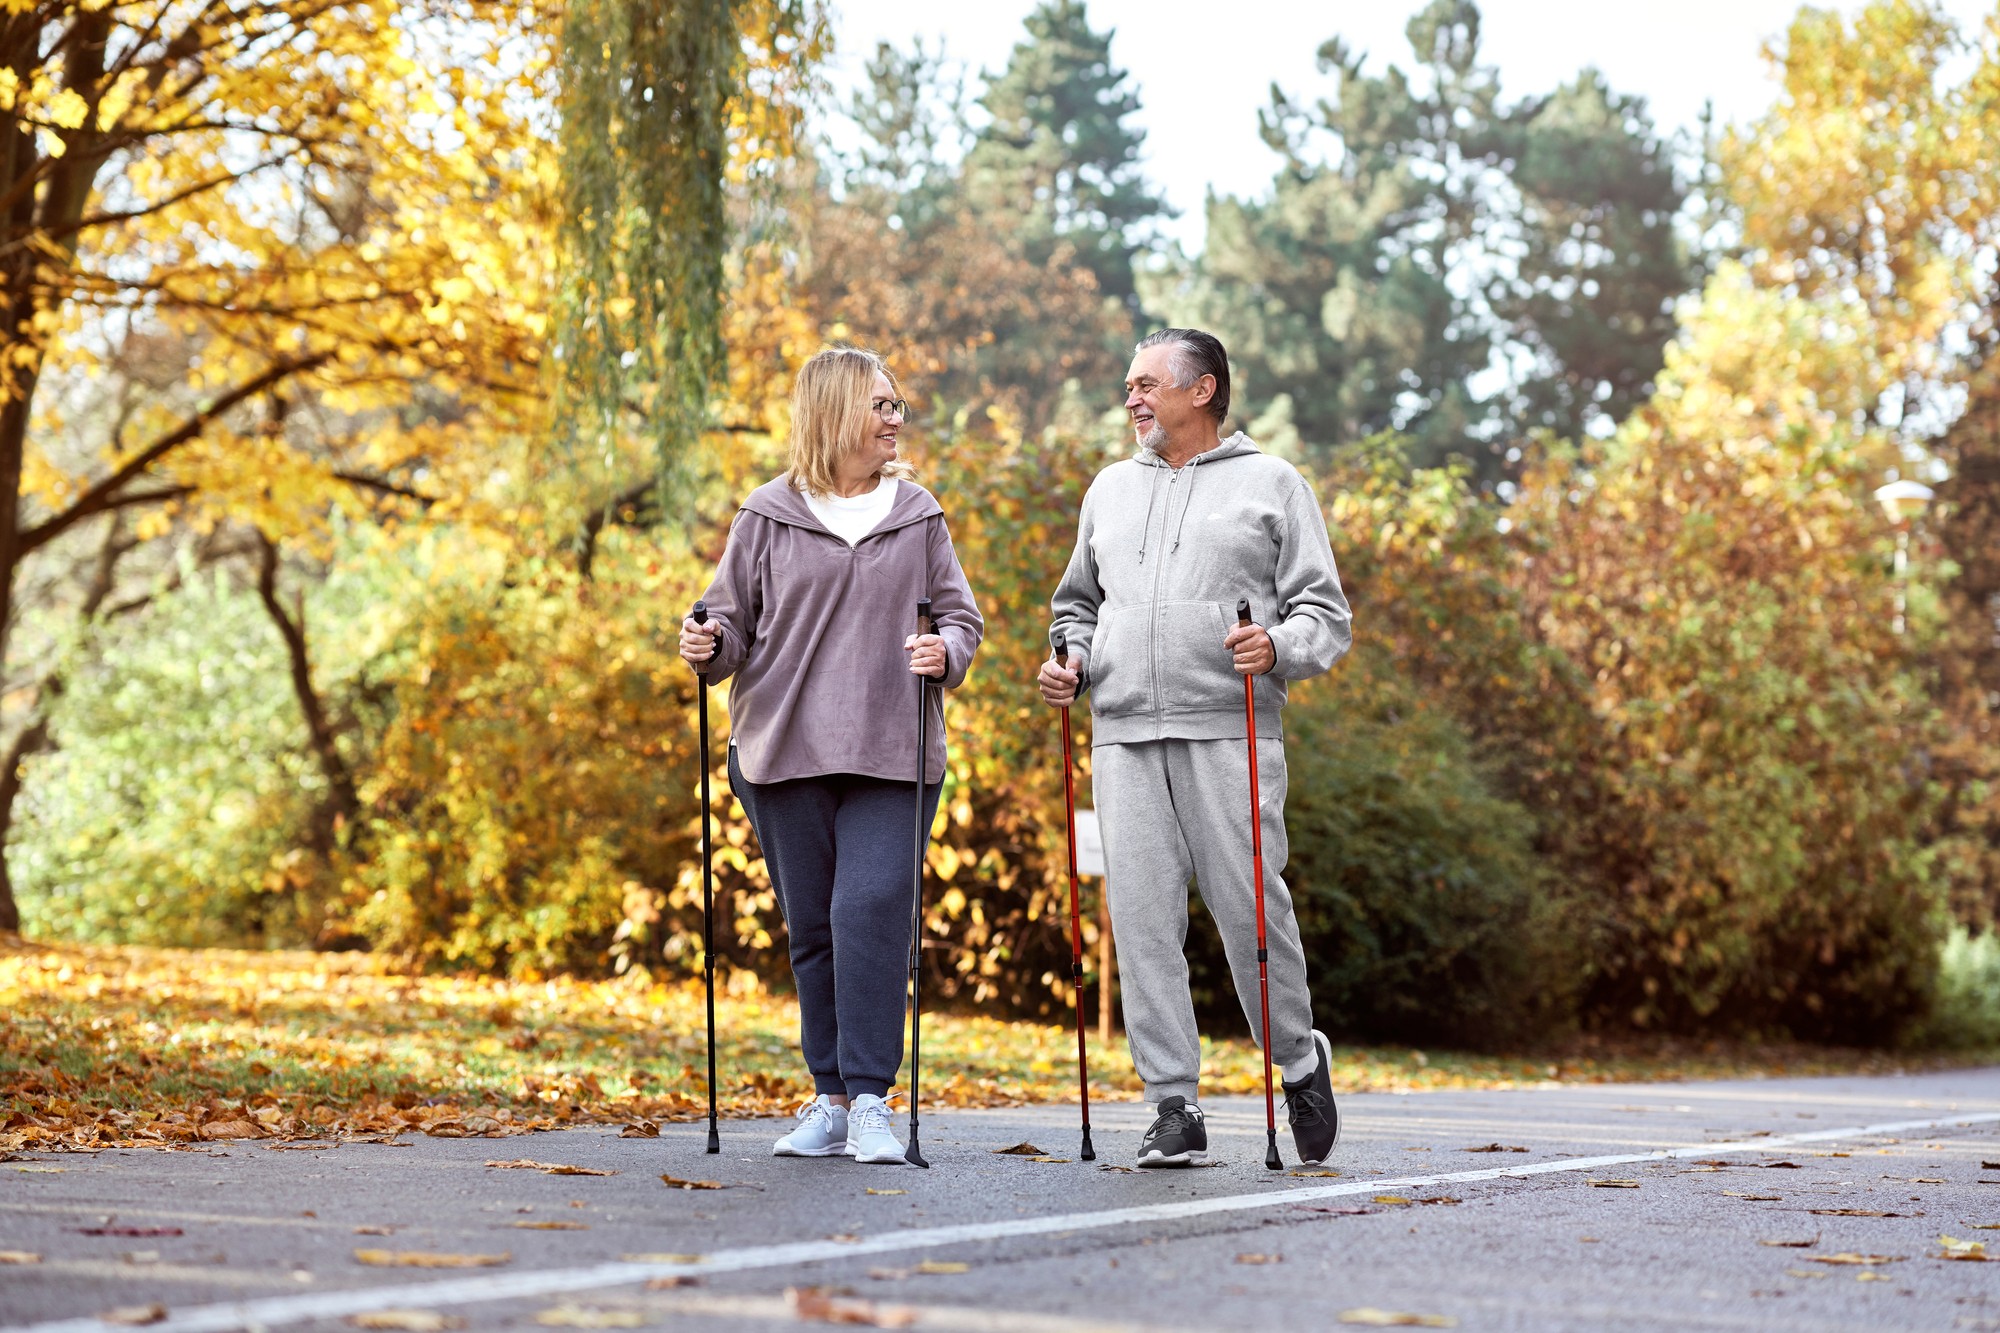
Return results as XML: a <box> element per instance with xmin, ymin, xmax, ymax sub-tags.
<box><xmin>786</xmin><ymin>346</ymin><xmax>914</xmax><ymax>496</ymax></box>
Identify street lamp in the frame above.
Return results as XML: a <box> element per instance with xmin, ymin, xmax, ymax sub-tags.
<box><xmin>1874</xmin><ymin>479</ymin><xmax>1935</xmax><ymax>635</ymax></box>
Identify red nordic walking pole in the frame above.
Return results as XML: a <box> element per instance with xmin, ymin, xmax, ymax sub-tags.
<box><xmin>1238</xmin><ymin>598</ymin><xmax>1283</xmax><ymax>1171</ymax></box>
<box><xmin>691</xmin><ymin>601</ymin><xmax>720</xmax><ymax>1155</ymax></box>
<box><xmin>905</xmin><ymin>598</ymin><xmax>935</xmax><ymax>1169</ymax></box>
<box><xmin>1053</xmin><ymin>634</ymin><xmax>1096</xmax><ymax>1162</ymax></box>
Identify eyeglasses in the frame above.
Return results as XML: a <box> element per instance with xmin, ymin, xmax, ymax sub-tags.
<box><xmin>872</xmin><ymin>397</ymin><xmax>909</xmax><ymax>418</ymax></box>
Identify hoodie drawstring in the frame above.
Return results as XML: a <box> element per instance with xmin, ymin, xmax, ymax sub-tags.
<box><xmin>1136</xmin><ymin>464</ymin><xmax>1163</xmax><ymax>564</ymax></box>
<box><xmin>1170</xmin><ymin>456</ymin><xmax>1202</xmax><ymax>554</ymax></box>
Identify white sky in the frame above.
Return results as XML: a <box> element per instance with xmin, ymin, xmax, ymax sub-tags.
<box><xmin>821</xmin><ymin>0</ymin><xmax>1998</xmax><ymax>249</ymax></box>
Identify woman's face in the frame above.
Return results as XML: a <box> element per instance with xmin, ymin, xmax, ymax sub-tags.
<box><xmin>852</xmin><ymin>370</ymin><xmax>903</xmax><ymax>478</ymax></box>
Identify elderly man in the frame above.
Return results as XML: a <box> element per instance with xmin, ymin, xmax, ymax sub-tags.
<box><xmin>1039</xmin><ymin>327</ymin><xmax>1352</xmax><ymax>1167</ymax></box>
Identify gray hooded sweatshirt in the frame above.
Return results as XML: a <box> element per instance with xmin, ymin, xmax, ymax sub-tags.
<box><xmin>1049</xmin><ymin>433</ymin><xmax>1351</xmax><ymax>743</ymax></box>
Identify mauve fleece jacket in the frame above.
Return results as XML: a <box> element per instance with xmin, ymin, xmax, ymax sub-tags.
<box><xmin>696</xmin><ymin>477</ymin><xmax>983</xmax><ymax>786</ymax></box>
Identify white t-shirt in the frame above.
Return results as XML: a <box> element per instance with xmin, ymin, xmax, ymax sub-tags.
<box><xmin>804</xmin><ymin>476</ymin><xmax>899</xmax><ymax>546</ymax></box>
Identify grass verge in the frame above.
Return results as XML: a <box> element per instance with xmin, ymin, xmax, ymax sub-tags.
<box><xmin>3</xmin><ymin>938</ymin><xmax>1990</xmax><ymax>1151</ymax></box>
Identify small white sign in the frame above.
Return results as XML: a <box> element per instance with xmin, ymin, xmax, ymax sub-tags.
<box><xmin>1072</xmin><ymin>808</ymin><xmax>1105</xmax><ymax>879</ymax></box>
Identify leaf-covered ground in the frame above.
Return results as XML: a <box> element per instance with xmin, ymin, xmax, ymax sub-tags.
<box><xmin>2</xmin><ymin>939</ymin><xmax>1986</xmax><ymax>1152</ymax></box>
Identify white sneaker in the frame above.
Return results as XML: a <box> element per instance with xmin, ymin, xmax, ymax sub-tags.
<box><xmin>773</xmin><ymin>1095</ymin><xmax>848</xmax><ymax>1157</ymax></box>
<box><xmin>844</xmin><ymin>1094</ymin><xmax>908</xmax><ymax>1165</ymax></box>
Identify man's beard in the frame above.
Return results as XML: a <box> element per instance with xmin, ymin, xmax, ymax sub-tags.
<box><xmin>1137</xmin><ymin>421</ymin><xmax>1167</xmax><ymax>451</ymax></box>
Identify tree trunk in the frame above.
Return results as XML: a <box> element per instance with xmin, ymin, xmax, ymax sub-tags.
<box><xmin>256</xmin><ymin>533</ymin><xmax>359</xmax><ymax>855</ymax></box>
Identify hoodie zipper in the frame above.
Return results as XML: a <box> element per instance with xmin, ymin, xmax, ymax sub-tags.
<box><xmin>1147</xmin><ymin>464</ymin><xmax>1183</xmax><ymax>737</ymax></box>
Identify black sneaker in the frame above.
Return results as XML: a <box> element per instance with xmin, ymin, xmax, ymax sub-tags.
<box><xmin>1282</xmin><ymin>1029</ymin><xmax>1340</xmax><ymax>1165</ymax></box>
<box><xmin>1136</xmin><ymin>1095</ymin><xmax>1208</xmax><ymax>1167</ymax></box>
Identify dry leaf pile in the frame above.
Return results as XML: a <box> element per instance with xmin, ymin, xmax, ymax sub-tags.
<box><xmin>3</xmin><ymin>939</ymin><xmax>1977</xmax><ymax>1152</ymax></box>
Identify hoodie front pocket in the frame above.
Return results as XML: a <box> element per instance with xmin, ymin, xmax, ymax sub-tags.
<box><xmin>1087</xmin><ymin>602</ymin><xmax>1151</xmax><ymax>718</ymax></box>
<box><xmin>1156</xmin><ymin>601</ymin><xmax>1238</xmax><ymax>711</ymax></box>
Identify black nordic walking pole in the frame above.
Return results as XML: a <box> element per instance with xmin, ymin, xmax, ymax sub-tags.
<box><xmin>1237</xmin><ymin>598</ymin><xmax>1283</xmax><ymax>1172</ymax></box>
<box><xmin>1053</xmin><ymin>634</ymin><xmax>1096</xmax><ymax>1162</ymax></box>
<box><xmin>905</xmin><ymin>597</ymin><xmax>935</xmax><ymax>1169</ymax></box>
<box><xmin>692</xmin><ymin>600</ymin><xmax>720</xmax><ymax>1155</ymax></box>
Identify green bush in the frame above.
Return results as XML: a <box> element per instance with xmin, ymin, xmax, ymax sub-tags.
<box><xmin>1187</xmin><ymin>665</ymin><xmax>1570</xmax><ymax>1050</ymax></box>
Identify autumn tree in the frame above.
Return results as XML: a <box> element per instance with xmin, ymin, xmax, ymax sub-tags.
<box><xmin>962</xmin><ymin>0</ymin><xmax>1166</xmax><ymax>322</ymax></box>
<box><xmin>1145</xmin><ymin>0</ymin><xmax>1690</xmax><ymax>472</ymax></box>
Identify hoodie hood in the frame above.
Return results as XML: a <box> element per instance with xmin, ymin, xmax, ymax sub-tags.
<box><xmin>739</xmin><ymin>475</ymin><xmax>941</xmax><ymax>540</ymax></box>
<box><xmin>1132</xmin><ymin>431</ymin><xmax>1260</xmax><ymax>469</ymax></box>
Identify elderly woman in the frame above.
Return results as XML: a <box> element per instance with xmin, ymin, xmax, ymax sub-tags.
<box><xmin>679</xmin><ymin>347</ymin><xmax>983</xmax><ymax>1166</ymax></box>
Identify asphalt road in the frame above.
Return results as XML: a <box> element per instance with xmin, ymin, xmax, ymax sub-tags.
<box><xmin>5</xmin><ymin>1067</ymin><xmax>2000</xmax><ymax>1331</ymax></box>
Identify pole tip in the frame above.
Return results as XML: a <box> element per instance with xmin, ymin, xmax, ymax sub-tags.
<box><xmin>1080</xmin><ymin>1129</ymin><xmax>1096</xmax><ymax>1162</ymax></box>
<box><xmin>706</xmin><ymin>1129</ymin><xmax>720</xmax><ymax>1154</ymax></box>
<box><xmin>1264</xmin><ymin>1139</ymin><xmax>1284</xmax><ymax>1171</ymax></box>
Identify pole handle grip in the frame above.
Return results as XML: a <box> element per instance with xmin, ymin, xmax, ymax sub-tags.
<box><xmin>692</xmin><ymin>600</ymin><xmax>709</xmax><ymax>626</ymax></box>
<box><xmin>916</xmin><ymin>596</ymin><xmax>932</xmax><ymax>638</ymax></box>
<box><xmin>1053</xmin><ymin>632</ymin><xmax>1068</xmax><ymax>672</ymax></box>
<box><xmin>1236</xmin><ymin>598</ymin><xmax>1252</xmax><ymax>627</ymax></box>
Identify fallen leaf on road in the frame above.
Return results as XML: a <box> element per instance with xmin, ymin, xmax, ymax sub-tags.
<box><xmin>1691</xmin><ymin>1160</ymin><xmax>1731</xmax><ymax>1167</ymax></box>
<box><xmin>619</xmin><ymin>1253</ymin><xmax>703</xmax><ymax>1264</ymax></box>
<box><xmin>1337</xmin><ymin>1309</ymin><xmax>1456</xmax><ymax>1328</ymax></box>
<box><xmin>353</xmin><ymin>1250</ymin><xmax>511</xmax><ymax>1268</ymax></box>
<box><xmin>1461</xmin><ymin>1144</ymin><xmax>1527</xmax><ymax>1153</ymax></box>
<box><xmin>788</xmin><ymin>1286</ymin><xmax>916</xmax><ymax>1327</ymax></box>
<box><xmin>1097</xmin><ymin>1166</ymin><xmax>1138</xmax><ymax>1174</ymax></box>
<box><xmin>1291</xmin><ymin>1170</ymin><xmax>1340</xmax><ymax>1177</ymax></box>
<box><xmin>1937</xmin><ymin>1235</ymin><xmax>1989</xmax><ymax>1261</ymax></box>
<box><xmin>1723</xmin><ymin>1192</ymin><xmax>1782</xmax><ymax>1201</ymax></box>
<box><xmin>1416</xmin><ymin>1197</ymin><xmax>1462</xmax><ymax>1206</ymax></box>
<box><xmin>100</xmin><ymin>1306</ymin><xmax>168</xmax><ymax>1326</ymax></box>
<box><xmin>267</xmin><ymin>1144</ymin><xmax>323</xmax><ymax>1152</ymax></box>
<box><xmin>1809</xmin><ymin>1209</ymin><xmax>1908</xmax><ymax>1217</ymax></box>
<box><xmin>1373</xmin><ymin>1195</ymin><xmax>1412</xmax><ymax>1206</ymax></box>
<box><xmin>1856</xmin><ymin>1271</ymin><xmax>1892</xmax><ymax>1281</ymax></box>
<box><xmin>12</xmin><ymin>1165</ymin><xmax>65</xmax><ymax>1173</ymax></box>
<box><xmin>868</xmin><ymin>1267</ymin><xmax>910</xmax><ymax>1280</ymax></box>
<box><xmin>914</xmin><ymin>1260</ymin><xmax>969</xmax><ymax>1274</ymax></box>
<box><xmin>864</xmin><ymin>1188</ymin><xmax>906</xmax><ymax>1196</ymax></box>
<box><xmin>1236</xmin><ymin>1253</ymin><xmax>1280</xmax><ymax>1264</ymax></box>
<box><xmin>512</xmin><ymin>1221</ymin><xmax>588</xmax><ymax>1230</ymax></box>
<box><xmin>1758</xmin><ymin>1236</ymin><xmax>1819</xmax><ymax>1248</ymax></box>
<box><xmin>1028</xmin><ymin>1156</ymin><xmax>1071</xmax><ymax>1164</ymax></box>
<box><xmin>1578</xmin><ymin>1237</ymin><xmax>1599</xmax><ymax>1243</ymax></box>
<box><xmin>1911</xmin><ymin>1178</ymin><xmax>1946</xmax><ymax>1184</ymax></box>
<box><xmin>76</xmin><ymin>1227</ymin><xmax>182</xmax><ymax>1237</ymax></box>
<box><xmin>201</xmin><ymin>1120</ymin><xmax>264</xmax><ymax>1140</ymax></box>
<box><xmin>0</xmin><ymin>1251</ymin><xmax>40</xmax><ymax>1264</ymax></box>
<box><xmin>1972</xmin><ymin>1224</ymin><xmax>2000</xmax><ymax>1230</ymax></box>
<box><xmin>991</xmin><ymin>1143</ymin><xmax>1045</xmax><ymax>1156</ymax></box>
<box><xmin>349</xmin><ymin>1312</ymin><xmax>464</xmax><ymax>1331</ymax></box>
<box><xmin>486</xmin><ymin>1160</ymin><xmax>615</xmax><ymax>1176</ymax></box>
<box><xmin>1808</xmin><ymin>1253</ymin><xmax>1903</xmax><ymax>1266</ymax></box>
<box><xmin>643</xmin><ymin>1277</ymin><xmax>699</xmax><ymax>1290</ymax></box>
<box><xmin>1587</xmin><ymin>1180</ymin><xmax>1640</xmax><ymax>1189</ymax></box>
<box><xmin>534</xmin><ymin>1309</ymin><xmax>645</xmax><ymax>1328</ymax></box>
<box><xmin>828</xmin><ymin>1234</ymin><xmax>861</xmax><ymax>1244</ymax></box>
<box><xmin>354</xmin><ymin>1226</ymin><xmax>396</xmax><ymax>1235</ymax></box>
<box><xmin>659</xmin><ymin>1175</ymin><xmax>724</xmax><ymax>1191</ymax></box>
<box><xmin>1759</xmin><ymin>1161</ymin><xmax>1802</xmax><ymax>1169</ymax></box>
<box><xmin>619</xmin><ymin>1121</ymin><xmax>659</xmax><ymax>1139</ymax></box>
<box><xmin>1784</xmin><ymin>1268</ymin><xmax>1829</xmax><ymax>1279</ymax></box>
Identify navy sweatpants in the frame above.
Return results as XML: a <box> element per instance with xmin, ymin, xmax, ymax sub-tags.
<box><xmin>728</xmin><ymin>748</ymin><xmax>941</xmax><ymax>1099</ymax></box>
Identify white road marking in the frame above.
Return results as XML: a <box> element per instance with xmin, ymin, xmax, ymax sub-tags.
<box><xmin>11</xmin><ymin>1110</ymin><xmax>2000</xmax><ymax>1333</ymax></box>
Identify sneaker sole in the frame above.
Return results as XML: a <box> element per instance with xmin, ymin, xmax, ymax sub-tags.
<box><xmin>1135</xmin><ymin>1149</ymin><xmax>1208</xmax><ymax>1168</ymax></box>
<box><xmin>773</xmin><ymin>1143</ymin><xmax>849</xmax><ymax>1157</ymax></box>
<box><xmin>850</xmin><ymin>1149</ymin><xmax>911</xmax><ymax>1165</ymax></box>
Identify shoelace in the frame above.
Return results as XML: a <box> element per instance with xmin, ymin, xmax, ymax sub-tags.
<box><xmin>849</xmin><ymin>1099</ymin><xmax>895</xmax><ymax>1139</ymax></box>
<box><xmin>793</xmin><ymin>1098</ymin><xmax>836</xmax><ymax>1132</ymax></box>
<box><xmin>1150</xmin><ymin>1103</ymin><xmax>1201</xmax><ymax>1138</ymax></box>
<box><xmin>1284</xmin><ymin>1087</ymin><xmax>1330</xmax><ymax>1127</ymax></box>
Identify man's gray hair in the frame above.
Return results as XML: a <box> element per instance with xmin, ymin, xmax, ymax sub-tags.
<box><xmin>1134</xmin><ymin>328</ymin><xmax>1231</xmax><ymax>424</ymax></box>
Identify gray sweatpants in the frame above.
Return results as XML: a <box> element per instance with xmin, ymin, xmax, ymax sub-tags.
<box><xmin>1093</xmin><ymin>737</ymin><xmax>1316</xmax><ymax>1104</ymax></box>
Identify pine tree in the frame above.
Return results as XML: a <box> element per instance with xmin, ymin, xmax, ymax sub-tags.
<box><xmin>964</xmin><ymin>0</ymin><xmax>1167</xmax><ymax>319</ymax></box>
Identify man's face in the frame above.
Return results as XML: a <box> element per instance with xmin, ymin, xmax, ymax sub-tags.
<box><xmin>1124</xmin><ymin>344</ymin><xmax>1205</xmax><ymax>450</ymax></box>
